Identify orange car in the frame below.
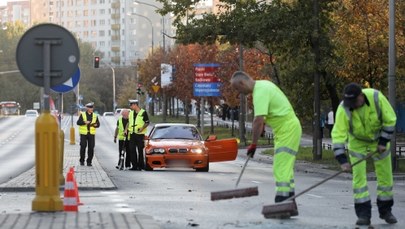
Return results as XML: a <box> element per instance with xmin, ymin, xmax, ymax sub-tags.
<box><xmin>144</xmin><ymin>123</ymin><xmax>238</xmax><ymax>172</ymax></box>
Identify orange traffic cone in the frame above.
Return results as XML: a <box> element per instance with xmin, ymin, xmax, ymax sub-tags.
<box><xmin>64</xmin><ymin>168</ymin><xmax>78</xmax><ymax>211</ymax></box>
<box><xmin>70</xmin><ymin>167</ymin><xmax>83</xmax><ymax>205</ymax></box>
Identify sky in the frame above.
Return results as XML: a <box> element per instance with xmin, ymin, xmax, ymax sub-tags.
<box><xmin>0</xmin><ymin>0</ymin><xmax>7</xmax><ymax>7</ymax></box>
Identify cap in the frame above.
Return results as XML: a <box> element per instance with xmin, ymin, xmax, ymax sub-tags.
<box><xmin>128</xmin><ymin>99</ymin><xmax>138</xmax><ymax>105</ymax></box>
<box><xmin>85</xmin><ymin>102</ymin><xmax>94</xmax><ymax>108</ymax></box>
<box><xmin>343</xmin><ymin>83</ymin><xmax>362</xmax><ymax>108</ymax></box>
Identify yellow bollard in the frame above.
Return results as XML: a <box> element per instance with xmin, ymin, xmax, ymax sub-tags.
<box><xmin>70</xmin><ymin>126</ymin><xmax>75</xmax><ymax>145</ymax></box>
<box><xmin>32</xmin><ymin>111</ymin><xmax>63</xmax><ymax>211</ymax></box>
<box><xmin>59</xmin><ymin>129</ymin><xmax>65</xmax><ymax>186</ymax></box>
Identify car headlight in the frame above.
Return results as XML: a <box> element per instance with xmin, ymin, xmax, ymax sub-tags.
<box><xmin>191</xmin><ymin>148</ymin><xmax>203</xmax><ymax>154</ymax></box>
<box><xmin>148</xmin><ymin>148</ymin><xmax>166</xmax><ymax>154</ymax></box>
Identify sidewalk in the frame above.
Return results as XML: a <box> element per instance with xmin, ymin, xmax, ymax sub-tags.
<box><xmin>0</xmin><ymin>141</ymin><xmax>161</xmax><ymax>229</ymax></box>
<box><xmin>0</xmin><ymin>140</ymin><xmax>115</xmax><ymax>192</ymax></box>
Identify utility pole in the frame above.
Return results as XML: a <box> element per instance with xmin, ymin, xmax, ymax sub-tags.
<box><xmin>312</xmin><ymin>0</ymin><xmax>322</xmax><ymax>160</ymax></box>
<box><xmin>388</xmin><ymin>0</ymin><xmax>397</xmax><ymax>170</ymax></box>
<box><xmin>239</xmin><ymin>44</ymin><xmax>246</xmax><ymax>145</ymax></box>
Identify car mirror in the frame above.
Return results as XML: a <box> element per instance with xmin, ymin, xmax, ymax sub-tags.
<box><xmin>205</xmin><ymin>135</ymin><xmax>217</xmax><ymax>141</ymax></box>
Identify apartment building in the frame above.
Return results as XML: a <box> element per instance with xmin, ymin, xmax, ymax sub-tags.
<box><xmin>30</xmin><ymin>0</ymin><xmax>166</xmax><ymax>66</ymax></box>
<box><xmin>0</xmin><ymin>1</ymin><xmax>30</xmax><ymax>25</ymax></box>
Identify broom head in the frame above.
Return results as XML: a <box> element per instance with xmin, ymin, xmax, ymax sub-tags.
<box><xmin>211</xmin><ymin>186</ymin><xmax>259</xmax><ymax>201</ymax></box>
<box><xmin>262</xmin><ymin>200</ymin><xmax>298</xmax><ymax>219</ymax></box>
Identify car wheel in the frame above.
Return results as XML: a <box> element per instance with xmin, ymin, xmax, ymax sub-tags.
<box><xmin>196</xmin><ymin>163</ymin><xmax>209</xmax><ymax>172</ymax></box>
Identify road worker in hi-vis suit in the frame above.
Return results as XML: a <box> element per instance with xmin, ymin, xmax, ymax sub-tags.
<box><xmin>332</xmin><ymin>83</ymin><xmax>397</xmax><ymax>226</ymax></box>
<box><xmin>230</xmin><ymin>71</ymin><xmax>302</xmax><ymax>214</ymax></box>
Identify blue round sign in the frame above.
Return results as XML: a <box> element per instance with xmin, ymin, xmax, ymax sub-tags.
<box><xmin>51</xmin><ymin>68</ymin><xmax>80</xmax><ymax>93</ymax></box>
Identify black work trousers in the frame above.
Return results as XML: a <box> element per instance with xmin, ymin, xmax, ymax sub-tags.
<box><xmin>80</xmin><ymin>133</ymin><xmax>95</xmax><ymax>164</ymax></box>
<box><xmin>117</xmin><ymin>139</ymin><xmax>131</xmax><ymax>168</ymax></box>
<box><xmin>129</xmin><ymin>133</ymin><xmax>145</xmax><ymax>170</ymax></box>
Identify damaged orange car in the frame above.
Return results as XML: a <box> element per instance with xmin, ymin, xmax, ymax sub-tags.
<box><xmin>144</xmin><ymin>123</ymin><xmax>238</xmax><ymax>172</ymax></box>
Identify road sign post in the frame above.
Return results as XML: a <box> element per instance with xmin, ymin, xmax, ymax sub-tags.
<box><xmin>16</xmin><ymin>24</ymin><xmax>80</xmax><ymax>212</ymax></box>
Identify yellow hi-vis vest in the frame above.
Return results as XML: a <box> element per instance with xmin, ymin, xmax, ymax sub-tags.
<box><xmin>128</xmin><ymin>109</ymin><xmax>147</xmax><ymax>134</ymax></box>
<box><xmin>79</xmin><ymin>112</ymin><xmax>97</xmax><ymax>135</ymax></box>
<box><xmin>117</xmin><ymin>117</ymin><xmax>127</xmax><ymax>140</ymax></box>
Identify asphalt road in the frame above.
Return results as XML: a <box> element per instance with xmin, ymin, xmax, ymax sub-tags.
<box><xmin>0</xmin><ymin>115</ymin><xmax>404</xmax><ymax>229</ymax></box>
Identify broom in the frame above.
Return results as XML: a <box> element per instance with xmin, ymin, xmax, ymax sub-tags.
<box><xmin>211</xmin><ymin>156</ymin><xmax>259</xmax><ymax>201</ymax></box>
<box><xmin>261</xmin><ymin>151</ymin><xmax>378</xmax><ymax>218</ymax></box>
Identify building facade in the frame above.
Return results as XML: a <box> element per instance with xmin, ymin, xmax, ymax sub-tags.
<box><xmin>29</xmin><ymin>0</ymin><xmax>166</xmax><ymax>66</ymax></box>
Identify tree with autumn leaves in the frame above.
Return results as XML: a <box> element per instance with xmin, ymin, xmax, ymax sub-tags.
<box><xmin>145</xmin><ymin>0</ymin><xmax>405</xmax><ymax>127</ymax></box>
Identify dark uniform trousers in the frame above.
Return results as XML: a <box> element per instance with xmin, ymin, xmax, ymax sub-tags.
<box><xmin>80</xmin><ymin>133</ymin><xmax>95</xmax><ymax>164</ymax></box>
<box><xmin>129</xmin><ymin>133</ymin><xmax>145</xmax><ymax>169</ymax></box>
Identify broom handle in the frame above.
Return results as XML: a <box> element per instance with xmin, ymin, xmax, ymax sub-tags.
<box><xmin>235</xmin><ymin>156</ymin><xmax>251</xmax><ymax>188</ymax></box>
<box><xmin>286</xmin><ymin>151</ymin><xmax>378</xmax><ymax>201</ymax></box>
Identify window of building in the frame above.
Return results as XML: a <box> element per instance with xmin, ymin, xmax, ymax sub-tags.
<box><xmin>99</xmin><ymin>30</ymin><xmax>105</xmax><ymax>37</ymax></box>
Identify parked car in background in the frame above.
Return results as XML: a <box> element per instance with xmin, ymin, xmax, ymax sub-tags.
<box><xmin>144</xmin><ymin>123</ymin><xmax>238</xmax><ymax>172</ymax></box>
<box><xmin>25</xmin><ymin>109</ymin><xmax>39</xmax><ymax>117</ymax></box>
<box><xmin>103</xmin><ymin>112</ymin><xmax>114</xmax><ymax>116</ymax></box>
<box><xmin>115</xmin><ymin>108</ymin><xmax>125</xmax><ymax>116</ymax></box>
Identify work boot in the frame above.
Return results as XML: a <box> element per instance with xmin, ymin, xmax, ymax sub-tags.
<box><xmin>356</xmin><ymin>217</ymin><xmax>371</xmax><ymax>226</ymax></box>
<box><xmin>380</xmin><ymin>212</ymin><xmax>397</xmax><ymax>224</ymax></box>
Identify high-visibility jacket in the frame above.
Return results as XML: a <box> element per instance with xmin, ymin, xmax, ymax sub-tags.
<box><xmin>332</xmin><ymin>88</ymin><xmax>396</xmax><ymax>160</ymax></box>
<box><xmin>79</xmin><ymin>112</ymin><xmax>98</xmax><ymax>135</ymax></box>
<box><xmin>128</xmin><ymin>109</ymin><xmax>147</xmax><ymax>135</ymax></box>
<box><xmin>117</xmin><ymin>117</ymin><xmax>128</xmax><ymax>140</ymax></box>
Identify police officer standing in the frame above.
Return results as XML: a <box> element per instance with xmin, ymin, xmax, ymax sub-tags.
<box><xmin>127</xmin><ymin>100</ymin><xmax>149</xmax><ymax>170</ymax></box>
<box><xmin>77</xmin><ymin>102</ymin><xmax>100</xmax><ymax>166</ymax></box>
<box><xmin>332</xmin><ymin>83</ymin><xmax>397</xmax><ymax>226</ymax></box>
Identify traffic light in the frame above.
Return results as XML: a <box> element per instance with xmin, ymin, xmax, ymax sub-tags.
<box><xmin>137</xmin><ymin>87</ymin><xmax>142</xmax><ymax>95</ymax></box>
<box><xmin>94</xmin><ymin>56</ymin><xmax>100</xmax><ymax>68</ymax></box>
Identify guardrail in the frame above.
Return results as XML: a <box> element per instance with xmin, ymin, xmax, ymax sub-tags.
<box><xmin>323</xmin><ymin>142</ymin><xmax>405</xmax><ymax>171</ymax></box>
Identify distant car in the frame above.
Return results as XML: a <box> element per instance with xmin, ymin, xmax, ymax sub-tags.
<box><xmin>25</xmin><ymin>109</ymin><xmax>39</xmax><ymax>117</ymax></box>
<box><xmin>103</xmin><ymin>112</ymin><xmax>114</xmax><ymax>116</ymax></box>
<box><xmin>144</xmin><ymin>123</ymin><xmax>238</xmax><ymax>172</ymax></box>
<box><xmin>115</xmin><ymin>108</ymin><xmax>125</xmax><ymax>116</ymax></box>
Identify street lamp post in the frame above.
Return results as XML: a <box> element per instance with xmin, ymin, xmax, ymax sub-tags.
<box><xmin>133</xmin><ymin>1</ymin><xmax>168</xmax><ymax>122</ymax></box>
<box><xmin>128</xmin><ymin>13</ymin><xmax>154</xmax><ymax>55</ymax></box>
<box><xmin>133</xmin><ymin>1</ymin><xmax>165</xmax><ymax>51</ymax></box>
<box><xmin>110</xmin><ymin>66</ymin><xmax>116</xmax><ymax>111</ymax></box>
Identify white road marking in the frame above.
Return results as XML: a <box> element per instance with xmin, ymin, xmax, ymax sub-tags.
<box><xmin>305</xmin><ymin>193</ymin><xmax>324</xmax><ymax>198</ymax></box>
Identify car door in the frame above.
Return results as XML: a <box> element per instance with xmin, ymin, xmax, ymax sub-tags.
<box><xmin>205</xmin><ymin>138</ymin><xmax>238</xmax><ymax>162</ymax></box>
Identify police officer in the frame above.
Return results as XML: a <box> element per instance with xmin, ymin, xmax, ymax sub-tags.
<box><xmin>332</xmin><ymin>83</ymin><xmax>397</xmax><ymax>226</ymax></box>
<box><xmin>230</xmin><ymin>71</ymin><xmax>302</xmax><ymax>213</ymax></box>
<box><xmin>114</xmin><ymin>109</ymin><xmax>131</xmax><ymax>170</ymax></box>
<box><xmin>77</xmin><ymin>102</ymin><xmax>100</xmax><ymax>166</ymax></box>
<box><xmin>127</xmin><ymin>100</ymin><xmax>149</xmax><ymax>170</ymax></box>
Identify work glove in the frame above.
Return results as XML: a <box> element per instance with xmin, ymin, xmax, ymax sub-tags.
<box><xmin>114</xmin><ymin>137</ymin><xmax>117</xmax><ymax>143</ymax></box>
<box><xmin>247</xmin><ymin>144</ymin><xmax>257</xmax><ymax>158</ymax></box>
<box><xmin>340</xmin><ymin>162</ymin><xmax>351</xmax><ymax>172</ymax></box>
<box><xmin>377</xmin><ymin>144</ymin><xmax>387</xmax><ymax>154</ymax></box>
